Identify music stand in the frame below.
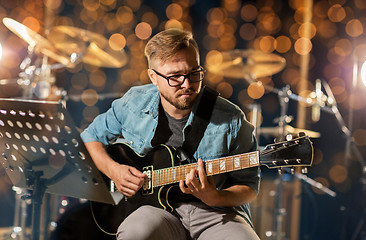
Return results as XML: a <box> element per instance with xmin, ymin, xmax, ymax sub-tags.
<box><xmin>0</xmin><ymin>98</ymin><xmax>122</xmax><ymax>240</ymax></box>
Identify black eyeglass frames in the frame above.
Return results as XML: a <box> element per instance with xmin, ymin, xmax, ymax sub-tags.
<box><xmin>152</xmin><ymin>67</ymin><xmax>206</xmax><ymax>87</ymax></box>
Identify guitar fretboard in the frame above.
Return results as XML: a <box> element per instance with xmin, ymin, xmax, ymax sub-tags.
<box><xmin>151</xmin><ymin>151</ymin><xmax>260</xmax><ymax>187</ymax></box>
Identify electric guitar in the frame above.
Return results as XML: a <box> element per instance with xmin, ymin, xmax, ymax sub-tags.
<box><xmin>105</xmin><ymin>134</ymin><xmax>313</xmax><ymax>220</ymax></box>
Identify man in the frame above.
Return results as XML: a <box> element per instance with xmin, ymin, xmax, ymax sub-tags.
<box><xmin>81</xmin><ymin>28</ymin><xmax>260</xmax><ymax>240</ymax></box>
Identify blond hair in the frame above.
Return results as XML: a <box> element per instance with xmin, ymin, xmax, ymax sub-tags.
<box><xmin>144</xmin><ymin>28</ymin><xmax>199</xmax><ymax>68</ymax></box>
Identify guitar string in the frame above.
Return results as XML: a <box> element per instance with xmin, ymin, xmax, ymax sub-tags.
<box><xmin>152</xmin><ymin>153</ymin><xmax>254</xmax><ymax>187</ymax></box>
<box><xmin>152</xmin><ymin>141</ymin><xmax>305</xmax><ymax>187</ymax></box>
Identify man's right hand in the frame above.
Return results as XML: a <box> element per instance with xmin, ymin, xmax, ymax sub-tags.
<box><xmin>84</xmin><ymin>141</ymin><xmax>147</xmax><ymax>198</ymax></box>
<box><xmin>110</xmin><ymin>164</ymin><xmax>147</xmax><ymax>198</ymax></box>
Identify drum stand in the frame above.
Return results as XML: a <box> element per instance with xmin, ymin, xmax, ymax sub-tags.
<box><xmin>0</xmin><ymin>98</ymin><xmax>122</xmax><ymax>240</ymax></box>
<box><xmin>270</xmin><ymin>85</ymin><xmax>293</xmax><ymax>240</ymax></box>
<box><xmin>265</xmin><ymin>84</ymin><xmax>340</xmax><ymax>239</ymax></box>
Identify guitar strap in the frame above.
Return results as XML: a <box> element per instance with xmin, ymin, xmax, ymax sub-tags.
<box><xmin>175</xmin><ymin>85</ymin><xmax>219</xmax><ymax>163</ymax></box>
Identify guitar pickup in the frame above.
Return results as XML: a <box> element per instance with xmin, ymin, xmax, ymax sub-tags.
<box><xmin>142</xmin><ymin>166</ymin><xmax>153</xmax><ymax>195</ymax></box>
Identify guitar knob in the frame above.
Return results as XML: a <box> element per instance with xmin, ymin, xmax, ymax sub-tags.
<box><xmin>298</xmin><ymin>132</ymin><xmax>305</xmax><ymax>137</ymax></box>
<box><xmin>301</xmin><ymin>167</ymin><xmax>308</xmax><ymax>174</ymax></box>
<box><xmin>286</xmin><ymin>134</ymin><xmax>293</xmax><ymax>141</ymax></box>
<box><xmin>290</xmin><ymin>167</ymin><xmax>295</xmax><ymax>175</ymax></box>
<box><xmin>278</xmin><ymin>168</ymin><xmax>284</xmax><ymax>175</ymax></box>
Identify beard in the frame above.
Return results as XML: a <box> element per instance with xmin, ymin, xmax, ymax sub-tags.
<box><xmin>160</xmin><ymin>88</ymin><xmax>199</xmax><ymax>110</ymax></box>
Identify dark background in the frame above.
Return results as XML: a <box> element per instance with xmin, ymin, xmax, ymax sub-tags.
<box><xmin>0</xmin><ymin>0</ymin><xmax>365</xmax><ymax>239</ymax></box>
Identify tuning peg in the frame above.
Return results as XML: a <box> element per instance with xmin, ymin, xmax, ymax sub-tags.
<box><xmin>301</xmin><ymin>167</ymin><xmax>308</xmax><ymax>174</ymax></box>
<box><xmin>290</xmin><ymin>167</ymin><xmax>295</xmax><ymax>174</ymax></box>
<box><xmin>278</xmin><ymin>167</ymin><xmax>284</xmax><ymax>175</ymax></box>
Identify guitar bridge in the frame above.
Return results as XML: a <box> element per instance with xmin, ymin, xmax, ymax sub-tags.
<box><xmin>142</xmin><ymin>166</ymin><xmax>153</xmax><ymax>195</ymax></box>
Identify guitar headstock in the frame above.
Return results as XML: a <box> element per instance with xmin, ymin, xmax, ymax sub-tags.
<box><xmin>260</xmin><ymin>133</ymin><xmax>314</xmax><ymax>173</ymax></box>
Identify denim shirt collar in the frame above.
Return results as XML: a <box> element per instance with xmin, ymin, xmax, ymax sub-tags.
<box><xmin>141</xmin><ymin>87</ymin><xmax>161</xmax><ymax>119</ymax></box>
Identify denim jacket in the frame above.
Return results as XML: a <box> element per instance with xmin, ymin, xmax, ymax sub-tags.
<box><xmin>81</xmin><ymin>84</ymin><xmax>260</xmax><ymax>226</ymax></box>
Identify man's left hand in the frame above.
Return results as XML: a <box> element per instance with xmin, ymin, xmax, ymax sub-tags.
<box><xmin>179</xmin><ymin>159</ymin><xmax>218</xmax><ymax>206</ymax></box>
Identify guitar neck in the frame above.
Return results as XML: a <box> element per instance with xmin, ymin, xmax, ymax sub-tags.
<box><xmin>152</xmin><ymin>151</ymin><xmax>260</xmax><ymax>187</ymax></box>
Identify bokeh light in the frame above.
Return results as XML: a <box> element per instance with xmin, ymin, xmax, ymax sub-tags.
<box><xmin>247</xmin><ymin>81</ymin><xmax>265</xmax><ymax>99</ymax></box>
<box><xmin>216</xmin><ymin>81</ymin><xmax>233</xmax><ymax>98</ymax></box>
<box><xmin>345</xmin><ymin>19</ymin><xmax>363</xmax><ymax>37</ymax></box>
<box><xmin>0</xmin><ymin>1</ymin><xmax>366</xmax><ymax>238</ymax></box>
<box><xmin>328</xmin><ymin>4</ymin><xmax>346</xmax><ymax>23</ymax></box>
<box><xmin>361</xmin><ymin>60</ymin><xmax>366</xmax><ymax>87</ymax></box>
<box><xmin>166</xmin><ymin>3</ymin><xmax>183</xmax><ymax>20</ymax></box>
<box><xmin>329</xmin><ymin>164</ymin><xmax>348</xmax><ymax>183</ymax></box>
<box><xmin>109</xmin><ymin>33</ymin><xmax>126</xmax><ymax>51</ymax></box>
<box><xmin>294</xmin><ymin>37</ymin><xmax>312</xmax><ymax>55</ymax></box>
<box><xmin>240</xmin><ymin>4</ymin><xmax>258</xmax><ymax>22</ymax></box>
<box><xmin>135</xmin><ymin>22</ymin><xmax>152</xmax><ymax>40</ymax></box>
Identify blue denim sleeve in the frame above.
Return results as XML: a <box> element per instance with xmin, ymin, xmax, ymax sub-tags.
<box><xmin>80</xmin><ymin>97</ymin><xmax>125</xmax><ymax>145</ymax></box>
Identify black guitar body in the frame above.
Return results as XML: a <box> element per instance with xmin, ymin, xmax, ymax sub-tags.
<box><xmin>52</xmin><ymin>136</ymin><xmax>313</xmax><ymax>239</ymax></box>
<box><xmin>106</xmin><ymin>143</ymin><xmax>179</xmax><ymax>218</ymax></box>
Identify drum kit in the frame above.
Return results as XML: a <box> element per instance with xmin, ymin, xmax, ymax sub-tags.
<box><xmin>0</xmin><ymin>17</ymin><xmax>127</xmax><ymax>101</ymax></box>
<box><xmin>2</xmin><ymin>16</ymin><xmax>321</xmax><ymax>138</ymax></box>
<box><xmin>204</xmin><ymin>36</ymin><xmax>338</xmax><ymax>240</ymax></box>
<box><xmin>0</xmin><ymin>17</ymin><xmax>129</xmax><ymax>240</ymax></box>
<box><xmin>1</xmin><ymin>17</ymin><xmax>336</xmax><ymax>240</ymax></box>
<box><xmin>205</xmin><ymin>47</ymin><xmax>322</xmax><ymax>140</ymax></box>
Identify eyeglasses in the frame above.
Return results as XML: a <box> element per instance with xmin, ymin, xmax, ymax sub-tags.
<box><xmin>152</xmin><ymin>66</ymin><xmax>206</xmax><ymax>87</ymax></box>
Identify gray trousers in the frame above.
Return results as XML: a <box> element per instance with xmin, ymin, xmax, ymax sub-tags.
<box><xmin>116</xmin><ymin>202</ymin><xmax>260</xmax><ymax>240</ymax></box>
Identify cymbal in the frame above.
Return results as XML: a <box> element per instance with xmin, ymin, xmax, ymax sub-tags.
<box><xmin>48</xmin><ymin>26</ymin><xmax>127</xmax><ymax>68</ymax></box>
<box><xmin>205</xmin><ymin>49</ymin><xmax>286</xmax><ymax>79</ymax></box>
<box><xmin>2</xmin><ymin>17</ymin><xmax>70</xmax><ymax>66</ymax></box>
<box><xmin>83</xmin><ymin>42</ymin><xmax>128</xmax><ymax>68</ymax></box>
<box><xmin>259</xmin><ymin>125</ymin><xmax>321</xmax><ymax>138</ymax></box>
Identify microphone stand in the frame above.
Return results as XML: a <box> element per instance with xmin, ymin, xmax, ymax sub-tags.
<box><xmin>246</xmin><ymin>76</ymin><xmax>364</xmax><ymax>239</ymax></box>
<box><xmin>271</xmin><ymin>85</ymin><xmax>292</xmax><ymax>240</ymax></box>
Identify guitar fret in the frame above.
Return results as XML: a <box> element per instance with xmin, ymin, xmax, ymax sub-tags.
<box><xmin>170</xmin><ymin>167</ymin><xmax>177</xmax><ymax>184</ymax></box>
<box><xmin>162</xmin><ymin>169</ymin><xmax>166</xmax><ymax>184</ymax></box>
<box><xmin>234</xmin><ymin>156</ymin><xmax>241</xmax><ymax>169</ymax></box>
<box><xmin>206</xmin><ymin>160</ymin><xmax>213</xmax><ymax>175</ymax></box>
<box><xmin>166</xmin><ymin>168</ymin><xmax>171</xmax><ymax>184</ymax></box>
<box><xmin>249</xmin><ymin>152</ymin><xmax>259</xmax><ymax>166</ymax></box>
<box><xmin>153</xmin><ymin>171</ymin><xmax>158</xmax><ymax>187</ymax></box>
<box><xmin>157</xmin><ymin>170</ymin><xmax>161</xmax><ymax>186</ymax></box>
<box><xmin>213</xmin><ymin>160</ymin><xmax>219</xmax><ymax>174</ymax></box>
<box><xmin>178</xmin><ymin>166</ymin><xmax>182</xmax><ymax>182</ymax></box>
<box><xmin>165</xmin><ymin>169</ymin><xmax>168</xmax><ymax>184</ymax></box>
<box><xmin>160</xmin><ymin>170</ymin><xmax>163</xmax><ymax>185</ymax></box>
<box><xmin>156</xmin><ymin>171</ymin><xmax>159</xmax><ymax>186</ymax></box>
<box><xmin>150</xmin><ymin>151</ymin><xmax>259</xmax><ymax>187</ymax></box>
<box><xmin>226</xmin><ymin>157</ymin><xmax>233</xmax><ymax>172</ymax></box>
<box><xmin>241</xmin><ymin>155</ymin><xmax>248</xmax><ymax>169</ymax></box>
<box><xmin>219</xmin><ymin>159</ymin><xmax>226</xmax><ymax>172</ymax></box>
<box><xmin>172</xmin><ymin>167</ymin><xmax>177</xmax><ymax>182</ymax></box>
<box><xmin>167</xmin><ymin>169</ymin><xmax>171</xmax><ymax>184</ymax></box>
<box><xmin>152</xmin><ymin>172</ymin><xmax>156</xmax><ymax>187</ymax></box>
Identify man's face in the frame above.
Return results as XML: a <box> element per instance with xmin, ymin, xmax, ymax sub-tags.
<box><xmin>149</xmin><ymin>46</ymin><xmax>202</xmax><ymax>112</ymax></box>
